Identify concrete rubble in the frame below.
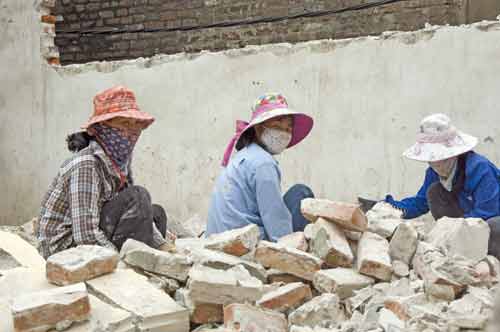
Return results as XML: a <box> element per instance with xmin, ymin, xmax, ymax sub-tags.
<box><xmin>2</xmin><ymin>210</ymin><xmax>500</xmax><ymax>332</ymax></box>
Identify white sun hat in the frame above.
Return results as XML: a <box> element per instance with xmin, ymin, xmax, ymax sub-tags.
<box><xmin>403</xmin><ymin>113</ymin><xmax>478</xmax><ymax>162</ymax></box>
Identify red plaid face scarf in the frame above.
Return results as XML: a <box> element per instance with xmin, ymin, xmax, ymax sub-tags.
<box><xmin>89</xmin><ymin>123</ymin><xmax>141</xmax><ymax>176</ymax></box>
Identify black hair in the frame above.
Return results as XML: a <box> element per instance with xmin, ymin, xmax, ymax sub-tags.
<box><xmin>66</xmin><ymin>132</ymin><xmax>93</xmax><ymax>153</ymax></box>
<box><xmin>235</xmin><ymin>128</ymin><xmax>256</xmax><ymax>151</ymax></box>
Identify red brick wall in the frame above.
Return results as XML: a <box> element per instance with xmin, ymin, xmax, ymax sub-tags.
<box><xmin>54</xmin><ymin>0</ymin><xmax>467</xmax><ymax>64</ymax></box>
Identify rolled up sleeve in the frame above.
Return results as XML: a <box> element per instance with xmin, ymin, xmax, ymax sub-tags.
<box><xmin>255</xmin><ymin>163</ymin><xmax>293</xmax><ymax>242</ymax></box>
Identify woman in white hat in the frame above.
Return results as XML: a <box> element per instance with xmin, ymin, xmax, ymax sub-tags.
<box><xmin>206</xmin><ymin>93</ymin><xmax>314</xmax><ymax>242</ymax></box>
<box><xmin>383</xmin><ymin>114</ymin><xmax>500</xmax><ymax>257</ymax></box>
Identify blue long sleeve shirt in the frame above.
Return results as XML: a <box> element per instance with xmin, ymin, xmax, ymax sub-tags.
<box><xmin>386</xmin><ymin>152</ymin><xmax>500</xmax><ymax>220</ymax></box>
<box><xmin>206</xmin><ymin>143</ymin><xmax>293</xmax><ymax>241</ymax></box>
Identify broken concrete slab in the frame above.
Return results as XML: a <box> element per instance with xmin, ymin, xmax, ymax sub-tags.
<box><xmin>0</xmin><ymin>231</ymin><xmax>45</xmax><ymax>270</ymax></box>
<box><xmin>357</xmin><ymin>232</ymin><xmax>393</xmax><ymax>281</ymax></box>
<box><xmin>313</xmin><ymin>268</ymin><xmax>375</xmax><ymax>299</ymax></box>
<box><xmin>143</xmin><ymin>271</ymin><xmax>181</xmax><ymax>295</ymax></box>
<box><xmin>187</xmin><ymin>264</ymin><xmax>264</xmax><ymax>305</ymax></box>
<box><xmin>11</xmin><ymin>282</ymin><xmax>90</xmax><ymax>332</ymax></box>
<box><xmin>255</xmin><ymin>241</ymin><xmax>323</xmax><ymax>281</ymax></box>
<box><xmin>389</xmin><ymin>223</ymin><xmax>418</xmax><ymax>264</ymax></box>
<box><xmin>205</xmin><ymin>224</ymin><xmax>260</xmax><ymax>256</ymax></box>
<box><xmin>378</xmin><ymin>308</ymin><xmax>406</xmax><ymax>331</ymax></box>
<box><xmin>69</xmin><ymin>295</ymin><xmax>134</xmax><ymax>332</ymax></box>
<box><xmin>175</xmin><ymin>288</ymin><xmax>223</xmax><ymax>324</ymax></box>
<box><xmin>278</xmin><ymin>232</ymin><xmax>308</xmax><ymax>251</ymax></box>
<box><xmin>426</xmin><ymin>217</ymin><xmax>490</xmax><ymax>263</ymax></box>
<box><xmin>168</xmin><ymin>214</ymin><xmax>206</xmax><ymax>238</ymax></box>
<box><xmin>300</xmin><ymin>198</ymin><xmax>368</xmax><ymax>232</ymax></box>
<box><xmin>288</xmin><ymin>293</ymin><xmax>345</xmax><ymax>329</ymax></box>
<box><xmin>224</xmin><ymin>303</ymin><xmax>287</xmax><ymax>332</ymax></box>
<box><xmin>346</xmin><ymin>286</ymin><xmax>378</xmax><ymax>315</ymax></box>
<box><xmin>384</xmin><ymin>293</ymin><xmax>427</xmax><ymax>321</ymax></box>
<box><xmin>311</xmin><ymin>218</ymin><xmax>353</xmax><ymax>268</ymax></box>
<box><xmin>447</xmin><ymin>292</ymin><xmax>490</xmax><ymax>330</ymax></box>
<box><xmin>187</xmin><ymin>247</ymin><xmax>267</xmax><ymax>282</ymax></box>
<box><xmin>121</xmin><ymin>239</ymin><xmax>192</xmax><ymax>282</ymax></box>
<box><xmin>86</xmin><ymin>269</ymin><xmax>189</xmax><ymax>332</ymax></box>
<box><xmin>257</xmin><ymin>282</ymin><xmax>312</xmax><ymax>313</ymax></box>
<box><xmin>366</xmin><ymin>202</ymin><xmax>403</xmax><ymax>238</ymax></box>
<box><xmin>46</xmin><ymin>245</ymin><xmax>119</xmax><ymax>286</ymax></box>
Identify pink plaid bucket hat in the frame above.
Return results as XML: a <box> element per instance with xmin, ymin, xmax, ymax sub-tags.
<box><xmin>403</xmin><ymin>113</ymin><xmax>478</xmax><ymax>162</ymax></box>
<box><xmin>222</xmin><ymin>93</ymin><xmax>314</xmax><ymax>166</ymax></box>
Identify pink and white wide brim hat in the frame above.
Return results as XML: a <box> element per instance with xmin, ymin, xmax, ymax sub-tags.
<box><xmin>222</xmin><ymin>93</ymin><xmax>314</xmax><ymax>166</ymax></box>
<box><xmin>403</xmin><ymin>113</ymin><xmax>478</xmax><ymax>162</ymax></box>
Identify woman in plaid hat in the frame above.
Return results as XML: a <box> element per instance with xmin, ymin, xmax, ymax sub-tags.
<box><xmin>37</xmin><ymin>86</ymin><xmax>172</xmax><ymax>258</ymax></box>
<box><xmin>206</xmin><ymin>93</ymin><xmax>315</xmax><ymax>242</ymax></box>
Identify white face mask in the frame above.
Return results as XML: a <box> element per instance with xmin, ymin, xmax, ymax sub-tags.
<box><xmin>429</xmin><ymin>157</ymin><xmax>457</xmax><ymax>178</ymax></box>
<box><xmin>260</xmin><ymin>127</ymin><xmax>292</xmax><ymax>155</ymax></box>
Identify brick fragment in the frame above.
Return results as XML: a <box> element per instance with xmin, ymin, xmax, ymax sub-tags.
<box><xmin>224</xmin><ymin>304</ymin><xmax>287</xmax><ymax>332</ymax></box>
<box><xmin>175</xmin><ymin>288</ymin><xmax>223</xmax><ymax>324</ymax></box>
<box><xmin>288</xmin><ymin>293</ymin><xmax>345</xmax><ymax>328</ymax></box>
<box><xmin>278</xmin><ymin>232</ymin><xmax>308</xmax><ymax>251</ymax></box>
<box><xmin>46</xmin><ymin>245</ymin><xmax>118</xmax><ymax>286</ymax></box>
<box><xmin>205</xmin><ymin>224</ymin><xmax>260</xmax><ymax>256</ymax></box>
<box><xmin>357</xmin><ymin>232</ymin><xmax>393</xmax><ymax>281</ymax></box>
<box><xmin>389</xmin><ymin>223</ymin><xmax>418</xmax><ymax>264</ymax></box>
<box><xmin>313</xmin><ymin>268</ymin><xmax>374</xmax><ymax>299</ymax></box>
<box><xmin>255</xmin><ymin>241</ymin><xmax>323</xmax><ymax>281</ymax></box>
<box><xmin>121</xmin><ymin>239</ymin><xmax>192</xmax><ymax>282</ymax></box>
<box><xmin>300</xmin><ymin>198</ymin><xmax>367</xmax><ymax>232</ymax></box>
<box><xmin>11</xmin><ymin>283</ymin><xmax>90</xmax><ymax>332</ymax></box>
<box><xmin>311</xmin><ymin>218</ymin><xmax>353</xmax><ymax>268</ymax></box>
<box><xmin>257</xmin><ymin>282</ymin><xmax>312</xmax><ymax>313</ymax></box>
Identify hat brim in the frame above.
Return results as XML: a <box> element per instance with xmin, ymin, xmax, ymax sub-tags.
<box><xmin>403</xmin><ymin>131</ymin><xmax>478</xmax><ymax>162</ymax></box>
<box><xmin>81</xmin><ymin>110</ymin><xmax>155</xmax><ymax>129</ymax></box>
<box><xmin>236</xmin><ymin>108</ymin><xmax>314</xmax><ymax>149</ymax></box>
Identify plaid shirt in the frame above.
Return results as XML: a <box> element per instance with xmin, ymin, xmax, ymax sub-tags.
<box><xmin>38</xmin><ymin>141</ymin><xmax>165</xmax><ymax>258</ymax></box>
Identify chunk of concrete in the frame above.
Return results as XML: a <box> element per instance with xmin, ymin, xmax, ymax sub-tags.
<box><xmin>224</xmin><ymin>303</ymin><xmax>287</xmax><ymax>332</ymax></box>
<box><xmin>205</xmin><ymin>224</ymin><xmax>260</xmax><ymax>256</ymax></box>
<box><xmin>0</xmin><ymin>231</ymin><xmax>45</xmax><ymax>270</ymax></box>
<box><xmin>378</xmin><ymin>308</ymin><xmax>405</xmax><ymax>331</ymax></box>
<box><xmin>384</xmin><ymin>293</ymin><xmax>427</xmax><ymax>321</ymax></box>
<box><xmin>389</xmin><ymin>223</ymin><xmax>418</xmax><ymax>264</ymax></box>
<box><xmin>46</xmin><ymin>245</ymin><xmax>119</xmax><ymax>286</ymax></box>
<box><xmin>357</xmin><ymin>232</ymin><xmax>393</xmax><ymax>281</ymax></box>
<box><xmin>313</xmin><ymin>268</ymin><xmax>375</xmax><ymax>299</ymax></box>
<box><xmin>278</xmin><ymin>232</ymin><xmax>308</xmax><ymax>252</ymax></box>
<box><xmin>11</xmin><ymin>282</ymin><xmax>90</xmax><ymax>332</ymax></box>
<box><xmin>121</xmin><ymin>239</ymin><xmax>192</xmax><ymax>282</ymax></box>
<box><xmin>143</xmin><ymin>271</ymin><xmax>181</xmax><ymax>295</ymax></box>
<box><xmin>426</xmin><ymin>217</ymin><xmax>490</xmax><ymax>263</ymax></box>
<box><xmin>288</xmin><ymin>293</ymin><xmax>345</xmax><ymax>329</ymax></box>
<box><xmin>175</xmin><ymin>288</ymin><xmax>223</xmax><ymax>324</ymax></box>
<box><xmin>300</xmin><ymin>198</ymin><xmax>368</xmax><ymax>232</ymax></box>
<box><xmin>303</xmin><ymin>223</ymin><xmax>320</xmax><ymax>241</ymax></box>
<box><xmin>366</xmin><ymin>202</ymin><xmax>403</xmax><ymax>238</ymax></box>
<box><xmin>311</xmin><ymin>218</ymin><xmax>353</xmax><ymax>268</ymax></box>
<box><xmin>255</xmin><ymin>241</ymin><xmax>323</xmax><ymax>281</ymax></box>
<box><xmin>168</xmin><ymin>214</ymin><xmax>206</xmax><ymax>238</ymax></box>
<box><xmin>257</xmin><ymin>282</ymin><xmax>312</xmax><ymax>313</ymax></box>
<box><xmin>86</xmin><ymin>269</ymin><xmax>189</xmax><ymax>332</ymax></box>
<box><xmin>346</xmin><ymin>286</ymin><xmax>378</xmax><ymax>314</ymax></box>
<box><xmin>392</xmin><ymin>260</ymin><xmax>410</xmax><ymax>278</ymax></box>
<box><xmin>187</xmin><ymin>264</ymin><xmax>264</xmax><ymax>305</ymax></box>
<box><xmin>187</xmin><ymin>247</ymin><xmax>266</xmax><ymax>282</ymax></box>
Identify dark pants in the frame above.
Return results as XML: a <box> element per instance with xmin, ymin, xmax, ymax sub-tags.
<box><xmin>427</xmin><ymin>182</ymin><xmax>500</xmax><ymax>259</ymax></box>
<box><xmin>283</xmin><ymin>184</ymin><xmax>315</xmax><ymax>232</ymax></box>
<box><xmin>99</xmin><ymin>185</ymin><xmax>167</xmax><ymax>250</ymax></box>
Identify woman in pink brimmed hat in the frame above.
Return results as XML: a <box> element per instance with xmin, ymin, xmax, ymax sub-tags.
<box><xmin>206</xmin><ymin>93</ymin><xmax>315</xmax><ymax>241</ymax></box>
<box><xmin>372</xmin><ymin>113</ymin><xmax>500</xmax><ymax>259</ymax></box>
<box><xmin>37</xmin><ymin>86</ymin><xmax>173</xmax><ymax>259</ymax></box>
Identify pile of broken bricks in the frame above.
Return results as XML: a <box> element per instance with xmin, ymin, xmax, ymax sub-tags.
<box><xmin>1</xmin><ymin>199</ymin><xmax>500</xmax><ymax>332</ymax></box>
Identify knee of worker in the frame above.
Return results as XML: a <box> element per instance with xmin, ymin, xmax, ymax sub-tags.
<box><xmin>425</xmin><ymin>182</ymin><xmax>442</xmax><ymax>203</ymax></box>
<box><xmin>487</xmin><ymin>217</ymin><xmax>500</xmax><ymax>258</ymax></box>
<box><xmin>152</xmin><ymin>204</ymin><xmax>168</xmax><ymax>236</ymax></box>
<box><xmin>286</xmin><ymin>184</ymin><xmax>315</xmax><ymax>200</ymax></box>
<box><xmin>128</xmin><ymin>185</ymin><xmax>152</xmax><ymax>208</ymax></box>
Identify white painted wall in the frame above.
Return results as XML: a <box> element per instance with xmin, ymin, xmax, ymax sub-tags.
<box><xmin>1</xmin><ymin>0</ymin><xmax>500</xmax><ymax>225</ymax></box>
